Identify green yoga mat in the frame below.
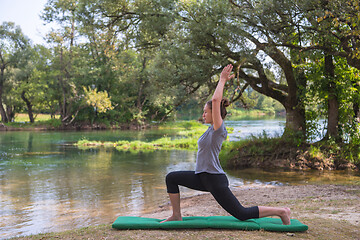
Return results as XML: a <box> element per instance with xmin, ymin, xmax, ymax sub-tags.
<box><xmin>112</xmin><ymin>216</ymin><xmax>308</xmax><ymax>232</ymax></box>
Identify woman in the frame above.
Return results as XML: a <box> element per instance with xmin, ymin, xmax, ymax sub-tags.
<box><xmin>161</xmin><ymin>64</ymin><xmax>291</xmax><ymax>225</ymax></box>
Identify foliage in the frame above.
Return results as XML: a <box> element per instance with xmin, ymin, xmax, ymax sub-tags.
<box><xmin>304</xmin><ymin>54</ymin><xmax>360</xmax><ymax>142</ymax></box>
<box><xmin>1</xmin><ymin>0</ymin><xmax>360</xmax><ymax>151</ymax></box>
<box><xmin>0</xmin><ymin>21</ymin><xmax>31</xmax><ymax>122</ymax></box>
<box><xmin>83</xmin><ymin>86</ymin><xmax>114</xmax><ymax>113</ymax></box>
<box><xmin>219</xmin><ymin>140</ymin><xmax>246</xmax><ymax>168</ymax></box>
<box><xmin>312</xmin><ymin>0</ymin><xmax>360</xmax><ymax>68</ymax></box>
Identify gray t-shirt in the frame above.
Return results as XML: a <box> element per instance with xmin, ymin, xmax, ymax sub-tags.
<box><xmin>195</xmin><ymin>121</ymin><xmax>227</xmax><ymax>174</ymax></box>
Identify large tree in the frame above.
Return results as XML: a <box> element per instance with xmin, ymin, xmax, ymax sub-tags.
<box><xmin>147</xmin><ymin>0</ymin><xmax>308</xmax><ymax>135</ymax></box>
<box><xmin>14</xmin><ymin>45</ymin><xmax>53</xmax><ymax>123</ymax></box>
<box><xmin>256</xmin><ymin>0</ymin><xmax>360</xmax><ymax>141</ymax></box>
<box><xmin>42</xmin><ymin>0</ymin><xmax>82</xmax><ymax>124</ymax></box>
<box><xmin>0</xmin><ymin>22</ymin><xmax>31</xmax><ymax>122</ymax></box>
<box><xmin>69</xmin><ymin>0</ymin><xmax>308</xmax><ymax>134</ymax></box>
<box><xmin>36</xmin><ymin>0</ymin><xmax>359</xmax><ymax>139</ymax></box>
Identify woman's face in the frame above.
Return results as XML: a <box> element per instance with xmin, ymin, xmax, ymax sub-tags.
<box><xmin>202</xmin><ymin>104</ymin><xmax>213</xmax><ymax>124</ymax></box>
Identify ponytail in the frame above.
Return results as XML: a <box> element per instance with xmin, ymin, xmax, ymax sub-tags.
<box><xmin>220</xmin><ymin>99</ymin><xmax>230</xmax><ymax>119</ymax></box>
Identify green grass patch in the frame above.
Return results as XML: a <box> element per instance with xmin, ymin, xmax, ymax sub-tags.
<box><xmin>219</xmin><ymin>140</ymin><xmax>247</xmax><ymax>167</ymax></box>
<box><xmin>14</xmin><ymin>113</ymin><xmax>59</xmax><ymax>122</ymax></box>
<box><xmin>4</xmin><ymin>114</ymin><xmax>62</xmax><ymax>129</ymax></box>
<box><xmin>5</xmin><ymin>119</ymin><xmax>62</xmax><ymax>128</ymax></box>
<box><xmin>76</xmin><ymin>120</ymin><xmax>233</xmax><ymax>153</ymax></box>
<box><xmin>76</xmin><ymin>121</ymin><xmax>212</xmax><ymax>153</ymax></box>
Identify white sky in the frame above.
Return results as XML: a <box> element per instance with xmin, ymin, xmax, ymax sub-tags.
<box><xmin>0</xmin><ymin>0</ymin><xmax>50</xmax><ymax>44</ymax></box>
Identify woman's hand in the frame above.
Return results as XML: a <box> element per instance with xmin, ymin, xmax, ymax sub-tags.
<box><xmin>220</xmin><ymin>64</ymin><xmax>235</xmax><ymax>82</ymax></box>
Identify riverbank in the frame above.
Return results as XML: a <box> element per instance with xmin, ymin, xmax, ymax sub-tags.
<box><xmin>221</xmin><ymin>137</ymin><xmax>360</xmax><ymax>171</ymax></box>
<box><xmin>11</xmin><ymin>184</ymin><xmax>360</xmax><ymax>240</ymax></box>
<box><xmin>0</xmin><ymin>121</ymin><xmax>152</xmax><ymax>131</ymax></box>
<box><xmin>0</xmin><ymin>113</ymin><xmax>157</xmax><ymax>131</ymax></box>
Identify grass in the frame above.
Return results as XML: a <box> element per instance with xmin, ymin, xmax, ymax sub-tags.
<box><xmin>76</xmin><ymin>121</ymin><xmax>210</xmax><ymax>152</ymax></box>
<box><xmin>219</xmin><ymin>132</ymin><xmax>288</xmax><ymax>167</ymax></box>
<box><xmin>76</xmin><ymin>120</ymin><xmax>235</xmax><ymax>153</ymax></box>
<box><xmin>14</xmin><ymin>113</ymin><xmax>58</xmax><ymax>122</ymax></box>
<box><xmin>4</xmin><ymin>113</ymin><xmax>62</xmax><ymax>129</ymax></box>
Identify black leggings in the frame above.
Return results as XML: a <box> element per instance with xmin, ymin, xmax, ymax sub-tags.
<box><xmin>165</xmin><ymin>171</ymin><xmax>259</xmax><ymax>221</ymax></box>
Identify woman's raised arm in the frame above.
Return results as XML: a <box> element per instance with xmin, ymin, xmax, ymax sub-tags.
<box><xmin>212</xmin><ymin>64</ymin><xmax>234</xmax><ymax>130</ymax></box>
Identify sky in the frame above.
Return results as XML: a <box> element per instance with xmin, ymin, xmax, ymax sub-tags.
<box><xmin>0</xmin><ymin>0</ymin><xmax>50</xmax><ymax>44</ymax></box>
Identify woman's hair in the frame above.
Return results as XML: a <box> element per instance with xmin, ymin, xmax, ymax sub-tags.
<box><xmin>206</xmin><ymin>98</ymin><xmax>230</xmax><ymax>119</ymax></box>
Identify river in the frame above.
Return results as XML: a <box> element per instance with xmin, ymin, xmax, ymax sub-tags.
<box><xmin>0</xmin><ymin>118</ymin><xmax>359</xmax><ymax>239</ymax></box>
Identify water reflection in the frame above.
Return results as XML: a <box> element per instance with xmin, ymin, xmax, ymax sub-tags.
<box><xmin>0</xmin><ymin>132</ymin><xmax>197</xmax><ymax>239</ymax></box>
<box><xmin>0</xmin><ymin>121</ymin><xmax>359</xmax><ymax>239</ymax></box>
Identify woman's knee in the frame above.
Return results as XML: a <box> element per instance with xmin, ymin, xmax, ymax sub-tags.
<box><xmin>165</xmin><ymin>171</ymin><xmax>178</xmax><ymax>183</ymax></box>
<box><xmin>165</xmin><ymin>172</ymin><xmax>180</xmax><ymax>193</ymax></box>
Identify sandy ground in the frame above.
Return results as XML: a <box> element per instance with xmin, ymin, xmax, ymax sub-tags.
<box><xmin>11</xmin><ymin>184</ymin><xmax>360</xmax><ymax>240</ymax></box>
<box><xmin>142</xmin><ymin>184</ymin><xmax>360</xmax><ymax>226</ymax></box>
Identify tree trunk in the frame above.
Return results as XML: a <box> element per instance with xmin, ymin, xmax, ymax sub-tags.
<box><xmin>58</xmin><ymin>47</ymin><xmax>68</xmax><ymax>122</ymax></box>
<box><xmin>237</xmin><ymin>60</ymin><xmax>306</xmax><ymax>138</ymax></box>
<box><xmin>137</xmin><ymin>57</ymin><xmax>148</xmax><ymax>112</ymax></box>
<box><xmin>0</xmin><ymin>67</ymin><xmax>8</xmax><ymax>123</ymax></box>
<box><xmin>323</xmin><ymin>54</ymin><xmax>340</xmax><ymax>141</ymax></box>
<box><xmin>352</xmin><ymin>80</ymin><xmax>360</xmax><ymax>125</ymax></box>
<box><xmin>327</xmin><ymin>94</ymin><xmax>339</xmax><ymax>138</ymax></box>
<box><xmin>21</xmin><ymin>90</ymin><xmax>34</xmax><ymax>123</ymax></box>
<box><xmin>354</xmin><ymin>101</ymin><xmax>359</xmax><ymax>123</ymax></box>
<box><xmin>6</xmin><ymin>105</ymin><xmax>15</xmax><ymax>122</ymax></box>
<box><xmin>283</xmin><ymin>67</ymin><xmax>306</xmax><ymax>138</ymax></box>
<box><xmin>284</xmin><ymin>105</ymin><xmax>306</xmax><ymax>136</ymax></box>
<box><xmin>287</xmin><ymin>66</ymin><xmax>307</xmax><ymax>138</ymax></box>
<box><xmin>0</xmin><ymin>93</ymin><xmax>8</xmax><ymax>123</ymax></box>
<box><xmin>0</xmin><ymin>100</ymin><xmax>7</xmax><ymax>123</ymax></box>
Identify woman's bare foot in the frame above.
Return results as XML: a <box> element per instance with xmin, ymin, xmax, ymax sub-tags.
<box><xmin>160</xmin><ymin>215</ymin><xmax>182</xmax><ymax>223</ymax></box>
<box><xmin>280</xmin><ymin>207</ymin><xmax>291</xmax><ymax>225</ymax></box>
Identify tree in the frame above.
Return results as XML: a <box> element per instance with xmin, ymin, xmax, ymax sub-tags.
<box><xmin>36</xmin><ymin>0</ymin><xmax>359</xmax><ymax>139</ymax></box>
<box><xmin>15</xmin><ymin>45</ymin><xmax>53</xmax><ymax>122</ymax></box>
<box><xmin>41</xmin><ymin>0</ymin><xmax>181</xmax><ymax>124</ymax></box>
<box><xmin>292</xmin><ymin>0</ymin><xmax>360</xmax><ymax>70</ymax></box>
<box><xmin>161</xmin><ymin>0</ymin><xmax>307</xmax><ymax>135</ymax></box>
<box><xmin>76</xmin><ymin>0</ymin><xmax>308</xmax><ymax>134</ymax></box>
<box><xmin>261</xmin><ymin>0</ymin><xmax>360</xmax><ymax>141</ymax></box>
<box><xmin>42</xmin><ymin>0</ymin><xmax>80</xmax><ymax>124</ymax></box>
<box><xmin>76</xmin><ymin>0</ymin><xmax>180</xmax><ymax>123</ymax></box>
<box><xmin>301</xmin><ymin>0</ymin><xmax>360</xmax><ymax>140</ymax></box>
<box><xmin>0</xmin><ymin>22</ymin><xmax>31</xmax><ymax>122</ymax></box>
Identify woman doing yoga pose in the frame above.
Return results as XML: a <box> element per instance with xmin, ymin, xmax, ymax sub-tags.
<box><xmin>160</xmin><ymin>64</ymin><xmax>291</xmax><ymax>225</ymax></box>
